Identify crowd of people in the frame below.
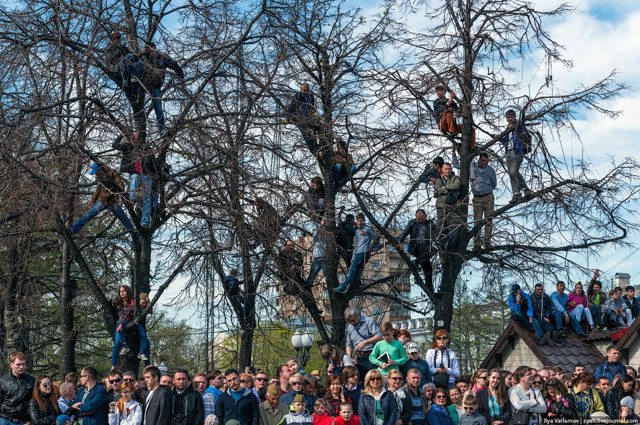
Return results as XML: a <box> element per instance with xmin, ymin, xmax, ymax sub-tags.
<box><xmin>3</xmin><ymin>304</ymin><xmax>640</xmax><ymax>425</ymax></box>
<box><xmin>508</xmin><ymin>269</ymin><xmax>640</xmax><ymax>345</ymax></box>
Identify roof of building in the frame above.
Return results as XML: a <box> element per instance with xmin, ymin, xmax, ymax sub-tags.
<box><xmin>481</xmin><ymin>320</ymin><xmax>607</xmax><ymax>372</ymax></box>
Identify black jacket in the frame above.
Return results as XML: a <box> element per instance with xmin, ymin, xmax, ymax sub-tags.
<box><xmin>214</xmin><ymin>387</ymin><xmax>259</xmax><ymax>425</ymax></box>
<box><xmin>336</xmin><ymin>220</ymin><xmax>356</xmax><ymax>251</ymax></box>
<box><xmin>476</xmin><ymin>388</ymin><xmax>512</xmax><ymax>425</ymax></box>
<box><xmin>605</xmin><ymin>388</ymin><xmax>633</xmax><ymax>419</ymax></box>
<box><xmin>397</xmin><ymin>219</ymin><xmax>434</xmax><ymax>256</ymax></box>
<box><xmin>531</xmin><ymin>292</ymin><xmax>552</xmax><ymax>321</ymax></box>
<box><xmin>144</xmin><ymin>386</ymin><xmax>172</xmax><ymax>425</ymax></box>
<box><xmin>140</xmin><ymin>52</ymin><xmax>184</xmax><ymax>89</ymax></box>
<box><xmin>0</xmin><ymin>373</ymin><xmax>36</xmax><ymax>419</ymax></box>
<box><xmin>170</xmin><ymin>387</ymin><xmax>204</xmax><ymax>425</ymax></box>
<box><xmin>28</xmin><ymin>398</ymin><xmax>58</xmax><ymax>425</ymax></box>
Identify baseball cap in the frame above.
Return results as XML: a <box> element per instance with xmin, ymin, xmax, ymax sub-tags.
<box><xmin>406</xmin><ymin>342</ymin><xmax>419</xmax><ymax>354</ymax></box>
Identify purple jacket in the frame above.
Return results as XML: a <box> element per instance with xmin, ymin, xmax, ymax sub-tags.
<box><xmin>566</xmin><ymin>293</ymin><xmax>587</xmax><ymax>313</ymax></box>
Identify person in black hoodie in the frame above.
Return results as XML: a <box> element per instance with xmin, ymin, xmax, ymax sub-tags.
<box><xmin>214</xmin><ymin>369</ymin><xmax>259</xmax><ymax>425</ymax></box>
<box><xmin>336</xmin><ymin>215</ymin><xmax>356</xmax><ymax>269</ymax></box>
<box><xmin>604</xmin><ymin>374</ymin><xmax>634</xmax><ymax>419</ymax></box>
<box><xmin>170</xmin><ymin>370</ymin><xmax>204</xmax><ymax>425</ymax></box>
<box><xmin>530</xmin><ymin>283</ymin><xmax>554</xmax><ymax>345</ymax></box>
<box><xmin>29</xmin><ymin>376</ymin><xmax>59</xmax><ymax>425</ymax></box>
<box><xmin>397</xmin><ymin>209</ymin><xmax>435</xmax><ymax>291</ymax></box>
<box><xmin>0</xmin><ymin>351</ymin><xmax>36</xmax><ymax>424</ymax></box>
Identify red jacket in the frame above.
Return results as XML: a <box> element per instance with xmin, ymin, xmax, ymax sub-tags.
<box><xmin>313</xmin><ymin>414</ymin><xmax>333</xmax><ymax>425</ymax></box>
<box><xmin>334</xmin><ymin>416</ymin><xmax>359</xmax><ymax>425</ymax></box>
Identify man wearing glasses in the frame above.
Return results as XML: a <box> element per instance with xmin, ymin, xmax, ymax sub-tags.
<box><xmin>123</xmin><ymin>371</ymin><xmax>145</xmax><ymax>404</ymax></box>
<box><xmin>70</xmin><ymin>366</ymin><xmax>108</xmax><ymax>425</ymax></box>
<box><xmin>106</xmin><ymin>371</ymin><xmax>123</xmax><ymax>405</ymax></box>
<box><xmin>280</xmin><ymin>374</ymin><xmax>316</xmax><ymax>409</ymax></box>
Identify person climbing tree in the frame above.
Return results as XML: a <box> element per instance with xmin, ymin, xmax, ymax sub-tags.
<box><xmin>224</xmin><ymin>269</ymin><xmax>246</xmax><ymax>320</ymax></box>
<box><xmin>286</xmin><ymin>83</ymin><xmax>320</xmax><ymax>154</ymax></box>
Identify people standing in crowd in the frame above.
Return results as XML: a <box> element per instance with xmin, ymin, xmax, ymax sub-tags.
<box><xmin>587</xmin><ymin>271</ymin><xmax>606</xmax><ymax>329</ymax></box>
<box><xmin>424</xmin><ymin>384</ymin><xmax>436</xmax><ymax>412</ymax></box>
<box><xmin>306</xmin><ymin>220</ymin><xmax>327</xmax><ymax>288</ymax></box>
<box><xmin>543</xmin><ymin>378</ymin><xmax>573</xmax><ymax>420</ymax></box>
<box><xmin>402</xmin><ymin>369</ymin><xmax>428</xmax><ymax>425</ymax></box>
<box><xmin>448</xmin><ymin>385</ymin><xmax>464</xmax><ymax>425</ymax></box>
<box><xmin>192</xmin><ymin>374</ymin><xmax>208</xmax><ymax>395</ymax></box>
<box><xmin>342</xmin><ymin>367</ymin><xmax>362</xmax><ymax>417</ymax></box>
<box><xmin>336</xmin><ymin>214</ymin><xmax>356</xmax><ymax>269</ymax></box>
<box><xmin>467</xmin><ymin>369</ymin><xmax>489</xmax><ymax>397</ymax></box>
<box><xmin>28</xmin><ymin>375</ymin><xmax>60</xmax><ymax>425</ymax></box>
<box><xmin>508</xmin><ymin>284</ymin><xmax>552</xmax><ymax>345</ymax></box>
<box><xmin>566</xmin><ymin>282</ymin><xmax>596</xmax><ymax>332</ymax></box>
<box><xmin>426</xmin><ymin>330</ymin><xmax>460</xmax><ymax>389</ymax></box>
<box><xmin>397</xmin><ymin>330</ymin><xmax>412</xmax><ymax>346</ymax></box>
<box><xmin>70</xmin><ymin>366</ymin><xmax>107</xmax><ymax>425</ymax></box>
<box><xmin>434</xmin><ymin>163</ymin><xmax>462</xmax><ymax>246</ymax></box>
<box><xmin>214</xmin><ymin>369</ymin><xmax>259</xmax><ymax>425</ymax></box>
<box><xmin>0</xmin><ymin>352</ymin><xmax>36</xmax><ymax>425</ymax></box>
<box><xmin>326</xmin><ymin>375</ymin><xmax>350</xmax><ymax>418</ymax></box>
<box><xmin>369</xmin><ymin>322</ymin><xmax>408</xmax><ymax>376</ymax></box>
<box><xmin>281</xmin><ymin>374</ymin><xmax>316</xmax><ymax>408</ymax></box>
<box><xmin>529</xmin><ymin>284</ymin><xmax>554</xmax><ymax>345</ymax></box>
<box><xmin>170</xmin><ymin>369</ymin><xmax>204</xmax><ymax>425</ymax></box>
<box><xmin>550</xmin><ymin>281</ymin><xmax>586</xmax><ymax>338</ymax></box>
<box><xmin>69</xmin><ymin>163</ymin><xmax>135</xmax><ymax>236</ymax></box>
<box><xmin>530</xmin><ymin>374</ymin><xmax>544</xmax><ymax>393</ymax></box>
<box><xmin>142</xmin><ymin>365</ymin><xmax>171</xmax><ymax>425</ymax></box>
<box><xmin>57</xmin><ymin>382</ymin><xmax>77</xmax><ymax>417</ymax></box>
<box><xmin>287</xmin><ymin>83</ymin><xmax>320</xmax><ymax>154</ymax></box>
<box><xmin>334</xmin><ymin>214</ymin><xmax>380</xmax><ymax>294</ymax></box>
<box><xmin>358</xmin><ymin>370</ymin><xmax>397</xmax><ymax>425</ymax></box>
<box><xmin>468</xmin><ymin>152</ymin><xmax>496</xmax><ymax>251</ymax></box>
<box><xmin>279</xmin><ymin>393</ymin><xmax>313</xmax><ymax>425</ymax></box>
<box><xmin>455</xmin><ymin>378</ymin><xmax>470</xmax><ymax>395</ymax></box>
<box><xmin>426</xmin><ymin>388</ymin><xmax>454</xmax><ymax>425</ymax></box>
<box><xmin>458</xmin><ymin>395</ymin><xmax>487</xmax><ymax>425</ymax></box>
<box><xmin>260</xmin><ymin>385</ymin><xmax>288</xmax><ymax>425</ymax></box>
<box><xmin>319</xmin><ymin>343</ymin><xmax>354</xmax><ymax>377</ymax></box>
<box><xmin>501</xmin><ymin>373</ymin><xmax>513</xmax><ymax>389</ymax></box>
<box><xmin>602</xmin><ymin>288</ymin><xmax>633</xmax><ymax>328</ymax></box>
<box><xmin>620</xmin><ymin>396</ymin><xmax>638</xmax><ymax>422</ymax></box>
<box><xmin>334</xmin><ymin>402</ymin><xmax>359</xmax><ymax>425</ymax></box>
<box><xmin>507</xmin><ymin>366</ymin><xmax>546</xmax><ymax>425</ymax></box>
<box><xmin>397</xmin><ymin>209</ymin><xmax>434</xmax><ymax>290</ymax></box>
<box><xmin>499</xmin><ymin>109</ymin><xmax>532</xmax><ymax>203</ymax></box>
<box><xmin>476</xmin><ymin>369</ymin><xmax>511</xmax><ymax>425</ymax></box>
<box><xmin>107</xmin><ymin>371</ymin><xmax>123</xmax><ymax>406</ymax></box>
<box><xmin>567</xmin><ymin>371</ymin><xmax>605</xmax><ymax>420</ymax></box>
<box><xmin>402</xmin><ymin>342</ymin><xmax>432</xmax><ymax>388</ymax></box>
<box><xmin>313</xmin><ymin>398</ymin><xmax>333</xmax><ymax>425</ymax></box>
<box><xmin>605</xmin><ymin>374</ymin><xmax>635</xmax><ymax>419</ymax></box>
<box><xmin>277</xmin><ymin>365</ymin><xmax>292</xmax><ymax>396</ymax></box>
<box><xmin>108</xmin><ymin>381</ymin><xmax>142</xmax><ymax>425</ymax></box>
<box><xmin>344</xmin><ymin>307</ymin><xmax>383</xmax><ymax>379</ymax></box>
<box><xmin>202</xmin><ymin>369</ymin><xmax>223</xmax><ymax>418</ymax></box>
<box><xmin>386</xmin><ymin>369</ymin><xmax>410</xmax><ymax>425</ymax></box>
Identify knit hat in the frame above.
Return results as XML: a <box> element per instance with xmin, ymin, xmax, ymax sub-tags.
<box><xmin>293</xmin><ymin>394</ymin><xmax>306</xmax><ymax>404</ymax></box>
<box><xmin>56</xmin><ymin>415</ymin><xmax>71</xmax><ymax>425</ymax></box>
<box><xmin>511</xmin><ymin>284</ymin><xmax>521</xmax><ymax>294</ymax></box>
<box><xmin>266</xmin><ymin>384</ymin><xmax>279</xmax><ymax>396</ymax></box>
<box><xmin>621</xmin><ymin>396</ymin><xmax>634</xmax><ymax>409</ymax></box>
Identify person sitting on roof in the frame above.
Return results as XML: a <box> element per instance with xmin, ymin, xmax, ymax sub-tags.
<box><xmin>507</xmin><ymin>284</ymin><xmax>551</xmax><ymax>345</ymax></box>
<box><xmin>601</xmin><ymin>288</ymin><xmax>632</xmax><ymax>329</ymax></box>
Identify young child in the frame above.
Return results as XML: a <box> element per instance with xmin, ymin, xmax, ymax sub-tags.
<box><xmin>458</xmin><ymin>395</ymin><xmax>487</xmax><ymax>425</ymax></box>
<box><xmin>279</xmin><ymin>394</ymin><xmax>313</xmax><ymax>425</ymax></box>
<box><xmin>333</xmin><ymin>402</ymin><xmax>359</xmax><ymax>425</ymax></box>
<box><xmin>602</xmin><ymin>288</ymin><xmax>632</xmax><ymax>328</ymax></box>
<box><xmin>313</xmin><ymin>398</ymin><xmax>333</xmax><ymax>425</ymax></box>
<box><xmin>620</xmin><ymin>396</ymin><xmax>639</xmax><ymax>422</ymax></box>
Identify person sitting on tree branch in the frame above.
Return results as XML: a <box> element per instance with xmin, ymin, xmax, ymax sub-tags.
<box><xmin>111</xmin><ymin>285</ymin><xmax>151</xmax><ymax>370</ymax></box>
<box><xmin>333</xmin><ymin>141</ymin><xmax>358</xmax><ymax>190</ymax></box>
<box><xmin>433</xmin><ymin>86</ymin><xmax>475</xmax><ymax>148</ymax></box>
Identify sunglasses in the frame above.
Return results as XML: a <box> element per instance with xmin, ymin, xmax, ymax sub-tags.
<box><xmin>437</xmin><ymin>337</ymin><xmax>449</xmax><ymax>341</ymax></box>
<box><xmin>109</xmin><ymin>379</ymin><xmax>122</xmax><ymax>384</ymax></box>
<box><xmin>478</xmin><ymin>376</ymin><xmax>489</xmax><ymax>380</ymax></box>
<box><xmin>370</xmin><ymin>377</ymin><xmax>382</xmax><ymax>382</ymax></box>
<box><xmin>464</xmin><ymin>407</ymin><xmax>475</xmax><ymax>411</ymax></box>
<box><xmin>532</xmin><ymin>381</ymin><xmax>543</xmax><ymax>385</ymax></box>
<box><xmin>240</xmin><ymin>380</ymin><xmax>246</xmax><ymax>383</ymax></box>
<box><xmin>42</xmin><ymin>382</ymin><xmax>52</xmax><ymax>388</ymax></box>
<box><xmin>292</xmin><ymin>382</ymin><xmax>303</xmax><ymax>386</ymax></box>
<box><xmin>122</xmin><ymin>390</ymin><xmax>132</xmax><ymax>394</ymax></box>
<box><xmin>256</xmin><ymin>377</ymin><xmax>268</xmax><ymax>381</ymax></box>
<box><xmin>389</xmin><ymin>377</ymin><xmax>402</xmax><ymax>381</ymax></box>
<box><xmin>124</xmin><ymin>378</ymin><xmax>135</xmax><ymax>382</ymax></box>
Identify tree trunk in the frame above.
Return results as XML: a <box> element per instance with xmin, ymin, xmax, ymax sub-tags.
<box><xmin>433</xmin><ymin>255</ymin><xmax>463</xmax><ymax>332</ymax></box>
<box><xmin>59</xmin><ymin>239</ymin><xmax>77</xmax><ymax>376</ymax></box>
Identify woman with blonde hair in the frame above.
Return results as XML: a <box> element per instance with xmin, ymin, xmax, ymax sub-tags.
<box><xmin>426</xmin><ymin>330</ymin><xmax>460</xmax><ymax>389</ymax></box>
<box><xmin>108</xmin><ymin>381</ymin><xmax>142</xmax><ymax>425</ymax></box>
<box><xmin>358</xmin><ymin>369</ymin><xmax>397</xmax><ymax>425</ymax></box>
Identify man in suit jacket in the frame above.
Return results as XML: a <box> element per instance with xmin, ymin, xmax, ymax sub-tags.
<box><xmin>143</xmin><ymin>365</ymin><xmax>172</xmax><ymax>425</ymax></box>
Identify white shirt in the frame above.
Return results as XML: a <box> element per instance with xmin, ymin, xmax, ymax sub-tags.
<box><xmin>109</xmin><ymin>399</ymin><xmax>142</xmax><ymax>425</ymax></box>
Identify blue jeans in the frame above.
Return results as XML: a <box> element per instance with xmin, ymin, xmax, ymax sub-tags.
<box><xmin>0</xmin><ymin>418</ymin><xmax>28</xmax><ymax>425</ymax></box>
<box><xmin>534</xmin><ymin>317</ymin><xmax>554</xmax><ymax>334</ymax></box>
<box><xmin>513</xmin><ymin>312</ymin><xmax>544</xmax><ymax>339</ymax></box>
<box><xmin>552</xmin><ymin>310</ymin><xmax>583</xmax><ymax>334</ymax></box>
<box><xmin>151</xmin><ymin>88</ymin><xmax>165</xmax><ymax>131</ymax></box>
<box><xmin>306</xmin><ymin>259</ymin><xmax>327</xmax><ymax>287</ymax></box>
<box><xmin>342</xmin><ymin>253</ymin><xmax>365</xmax><ymax>289</ymax></box>
<box><xmin>129</xmin><ymin>174</ymin><xmax>153</xmax><ymax>226</ymax></box>
<box><xmin>70</xmin><ymin>201</ymin><xmax>134</xmax><ymax>234</ymax></box>
<box><xmin>334</xmin><ymin>164</ymin><xmax>358</xmax><ymax>187</ymax></box>
<box><xmin>506</xmin><ymin>149</ymin><xmax>528</xmax><ymax>195</ymax></box>
<box><xmin>112</xmin><ymin>321</ymin><xmax>151</xmax><ymax>366</ymax></box>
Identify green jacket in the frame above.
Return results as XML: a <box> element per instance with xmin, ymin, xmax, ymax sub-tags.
<box><xmin>435</xmin><ymin>175</ymin><xmax>461</xmax><ymax>208</ymax></box>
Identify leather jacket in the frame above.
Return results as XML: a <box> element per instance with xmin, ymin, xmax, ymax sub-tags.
<box><xmin>170</xmin><ymin>387</ymin><xmax>204</xmax><ymax>425</ymax></box>
<box><xmin>28</xmin><ymin>398</ymin><xmax>58</xmax><ymax>425</ymax></box>
<box><xmin>0</xmin><ymin>373</ymin><xmax>36</xmax><ymax>419</ymax></box>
